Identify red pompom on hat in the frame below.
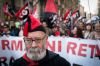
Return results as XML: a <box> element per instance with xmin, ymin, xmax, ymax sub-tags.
<box><xmin>23</xmin><ymin>15</ymin><xmax>46</xmax><ymax>36</ymax></box>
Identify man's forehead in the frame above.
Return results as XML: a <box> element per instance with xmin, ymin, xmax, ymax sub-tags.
<box><xmin>27</xmin><ymin>31</ymin><xmax>46</xmax><ymax>37</ymax></box>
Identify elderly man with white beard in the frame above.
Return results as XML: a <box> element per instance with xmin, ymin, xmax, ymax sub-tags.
<box><xmin>11</xmin><ymin>15</ymin><xmax>70</xmax><ymax>66</ymax></box>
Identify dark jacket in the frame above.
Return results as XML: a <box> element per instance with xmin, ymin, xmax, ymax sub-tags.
<box><xmin>11</xmin><ymin>50</ymin><xmax>70</xmax><ymax>66</ymax></box>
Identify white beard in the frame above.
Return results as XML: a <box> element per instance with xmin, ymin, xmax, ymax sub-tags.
<box><xmin>26</xmin><ymin>48</ymin><xmax>46</xmax><ymax>61</ymax></box>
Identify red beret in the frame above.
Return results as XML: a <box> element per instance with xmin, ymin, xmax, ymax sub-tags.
<box><xmin>23</xmin><ymin>15</ymin><xmax>46</xmax><ymax>36</ymax></box>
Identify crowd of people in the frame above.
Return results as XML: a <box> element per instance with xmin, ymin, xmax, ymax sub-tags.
<box><xmin>0</xmin><ymin>16</ymin><xmax>100</xmax><ymax>40</ymax></box>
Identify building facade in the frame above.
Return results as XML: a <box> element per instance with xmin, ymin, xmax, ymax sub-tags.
<box><xmin>98</xmin><ymin>0</ymin><xmax>100</xmax><ymax>16</ymax></box>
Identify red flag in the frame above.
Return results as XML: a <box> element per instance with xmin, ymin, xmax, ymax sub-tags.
<box><xmin>15</xmin><ymin>3</ymin><xmax>29</xmax><ymax>20</ymax></box>
<box><xmin>63</xmin><ymin>9</ymin><xmax>71</xmax><ymax>20</ymax></box>
<box><xmin>3</xmin><ymin>2</ymin><xmax>13</xmax><ymax>17</ymax></box>
<box><xmin>71</xmin><ymin>9</ymin><xmax>80</xmax><ymax>23</ymax></box>
<box><xmin>71</xmin><ymin>9</ymin><xmax>80</xmax><ymax>19</ymax></box>
<box><xmin>45</xmin><ymin>0</ymin><xmax>58</xmax><ymax>14</ymax></box>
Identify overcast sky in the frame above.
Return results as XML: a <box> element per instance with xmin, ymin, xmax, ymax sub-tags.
<box><xmin>80</xmin><ymin>0</ymin><xmax>98</xmax><ymax>15</ymax></box>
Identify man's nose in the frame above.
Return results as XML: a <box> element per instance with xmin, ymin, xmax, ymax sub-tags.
<box><xmin>31</xmin><ymin>41</ymin><xmax>38</xmax><ymax>48</ymax></box>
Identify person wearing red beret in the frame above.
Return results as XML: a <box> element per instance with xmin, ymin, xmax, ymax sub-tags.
<box><xmin>11</xmin><ymin>15</ymin><xmax>70</xmax><ymax>66</ymax></box>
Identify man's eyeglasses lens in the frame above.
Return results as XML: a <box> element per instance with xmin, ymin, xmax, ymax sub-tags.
<box><xmin>24</xmin><ymin>36</ymin><xmax>46</xmax><ymax>44</ymax></box>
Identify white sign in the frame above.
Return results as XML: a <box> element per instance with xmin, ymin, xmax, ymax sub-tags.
<box><xmin>0</xmin><ymin>36</ymin><xmax>25</xmax><ymax>66</ymax></box>
<box><xmin>0</xmin><ymin>36</ymin><xmax>100</xmax><ymax>66</ymax></box>
<box><xmin>47</xmin><ymin>36</ymin><xmax>100</xmax><ymax>66</ymax></box>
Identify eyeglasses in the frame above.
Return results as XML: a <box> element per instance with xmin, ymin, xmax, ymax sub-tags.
<box><xmin>24</xmin><ymin>35</ymin><xmax>46</xmax><ymax>44</ymax></box>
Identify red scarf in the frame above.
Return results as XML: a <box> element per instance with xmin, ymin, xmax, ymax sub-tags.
<box><xmin>23</xmin><ymin>54</ymin><xmax>39</xmax><ymax>66</ymax></box>
<box><xmin>55</xmin><ymin>31</ymin><xmax>60</xmax><ymax>36</ymax></box>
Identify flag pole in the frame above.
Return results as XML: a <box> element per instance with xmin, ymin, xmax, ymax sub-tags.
<box><xmin>33</xmin><ymin>0</ymin><xmax>40</xmax><ymax>19</ymax></box>
<box><xmin>33</xmin><ymin>0</ymin><xmax>43</xmax><ymax>20</ymax></box>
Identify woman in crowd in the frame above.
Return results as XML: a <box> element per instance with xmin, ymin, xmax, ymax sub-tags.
<box><xmin>77</xmin><ymin>21</ymin><xmax>85</xmax><ymax>31</ymax></box>
<box><xmin>83</xmin><ymin>23</ymin><xmax>94</xmax><ymax>39</ymax></box>
<box><xmin>69</xmin><ymin>26</ymin><xmax>84</xmax><ymax>38</ymax></box>
<box><xmin>51</xmin><ymin>25</ymin><xmax>61</xmax><ymax>36</ymax></box>
<box><xmin>92</xmin><ymin>22</ymin><xmax>100</xmax><ymax>40</ymax></box>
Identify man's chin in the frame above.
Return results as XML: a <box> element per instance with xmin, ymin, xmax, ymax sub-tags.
<box><xmin>30</xmin><ymin>51</ymin><xmax>40</xmax><ymax>54</ymax></box>
<box><xmin>31</xmin><ymin>54</ymin><xmax>45</xmax><ymax>61</ymax></box>
<box><xmin>27</xmin><ymin>50</ymin><xmax>46</xmax><ymax>61</ymax></box>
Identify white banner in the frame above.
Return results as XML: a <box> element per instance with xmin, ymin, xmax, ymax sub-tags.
<box><xmin>0</xmin><ymin>36</ymin><xmax>25</xmax><ymax>66</ymax></box>
<box><xmin>0</xmin><ymin>36</ymin><xmax>100</xmax><ymax>66</ymax></box>
<box><xmin>48</xmin><ymin>36</ymin><xmax>100</xmax><ymax>66</ymax></box>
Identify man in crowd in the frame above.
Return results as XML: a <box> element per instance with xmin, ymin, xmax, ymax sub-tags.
<box><xmin>11</xmin><ymin>15</ymin><xmax>70</xmax><ymax>66</ymax></box>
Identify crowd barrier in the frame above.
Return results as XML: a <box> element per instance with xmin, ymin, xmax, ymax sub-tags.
<box><xmin>0</xmin><ymin>36</ymin><xmax>100</xmax><ymax>66</ymax></box>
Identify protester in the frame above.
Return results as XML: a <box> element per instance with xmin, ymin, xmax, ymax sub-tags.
<box><xmin>11</xmin><ymin>15</ymin><xmax>70</xmax><ymax>66</ymax></box>
<box><xmin>77</xmin><ymin>21</ymin><xmax>85</xmax><ymax>31</ymax></box>
<box><xmin>92</xmin><ymin>22</ymin><xmax>100</xmax><ymax>40</ymax></box>
<box><xmin>18</xmin><ymin>25</ymin><xmax>24</xmax><ymax>37</ymax></box>
<box><xmin>69</xmin><ymin>26</ymin><xmax>84</xmax><ymax>38</ymax></box>
<box><xmin>83</xmin><ymin>23</ymin><xmax>94</xmax><ymax>39</ymax></box>
<box><xmin>42</xmin><ymin>21</ymin><xmax>52</xmax><ymax>36</ymax></box>
<box><xmin>1</xmin><ymin>25</ymin><xmax>11</xmax><ymax>37</ymax></box>
<box><xmin>51</xmin><ymin>25</ymin><xmax>61</xmax><ymax>36</ymax></box>
<box><xmin>10</xmin><ymin>23</ymin><xmax>20</xmax><ymax>36</ymax></box>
